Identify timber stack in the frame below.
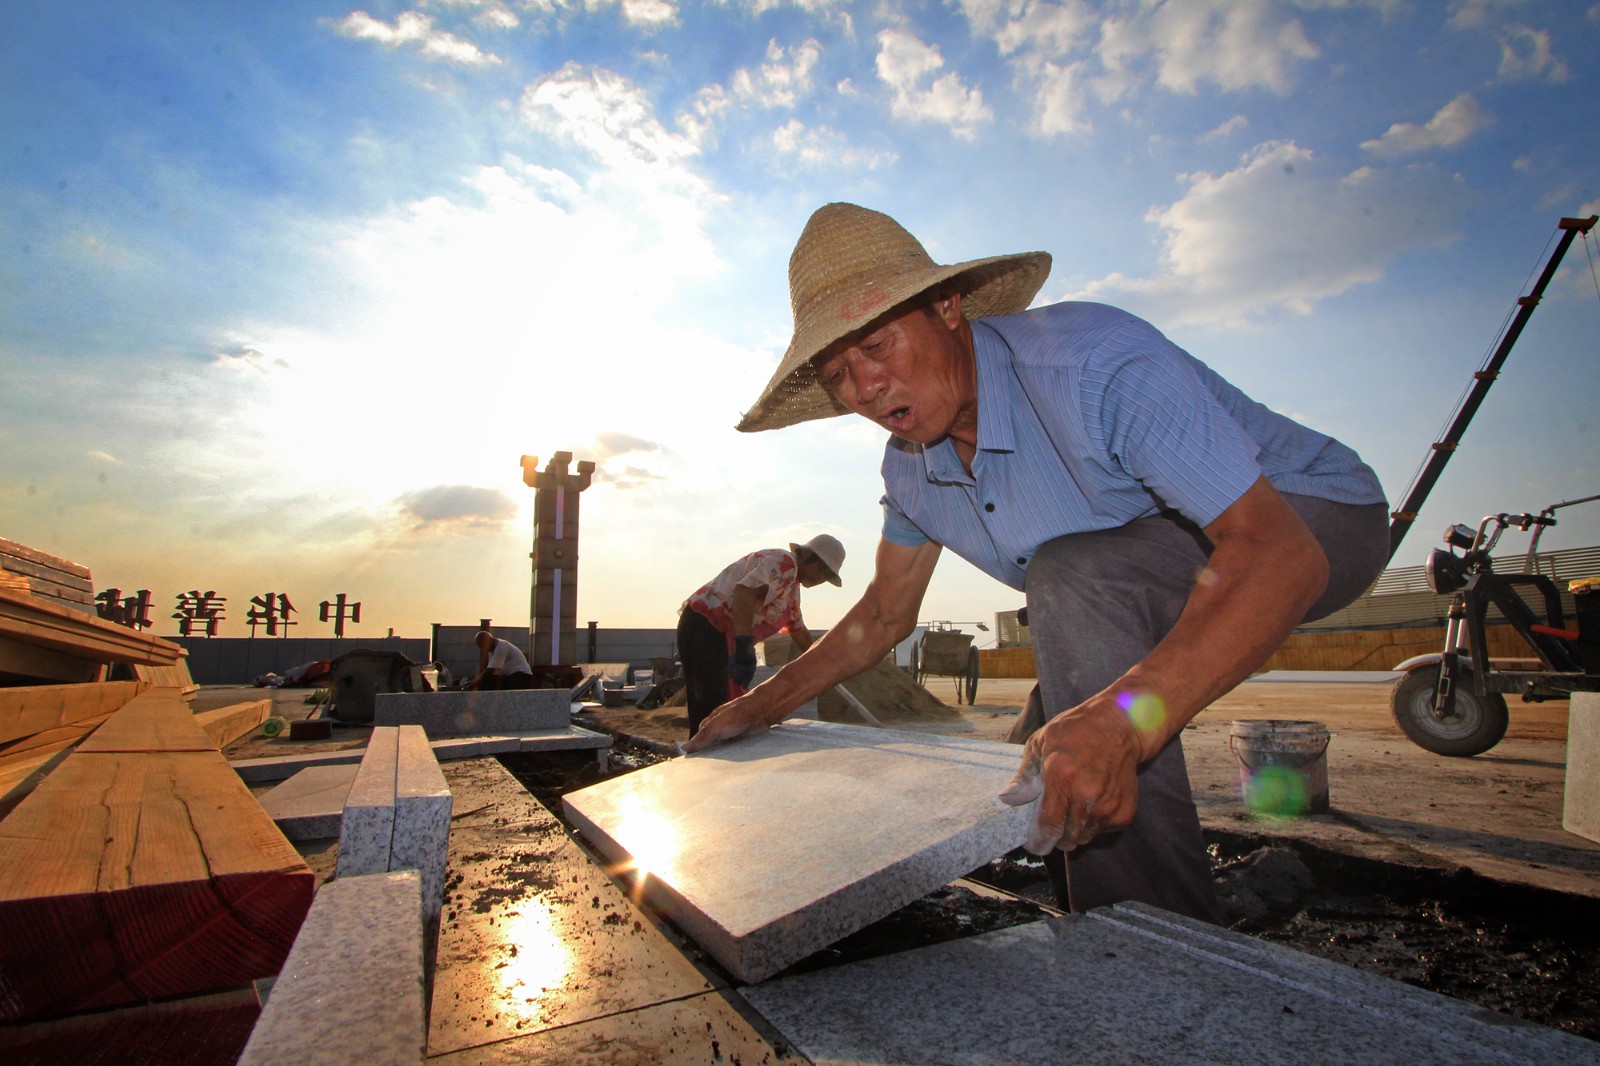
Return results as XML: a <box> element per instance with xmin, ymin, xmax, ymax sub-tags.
<box><xmin>0</xmin><ymin>539</ymin><xmax>308</xmax><ymax>1063</ymax></box>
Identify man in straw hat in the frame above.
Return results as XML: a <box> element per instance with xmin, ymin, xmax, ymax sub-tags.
<box><xmin>677</xmin><ymin>534</ymin><xmax>845</xmax><ymax>739</ymax></box>
<box><xmin>686</xmin><ymin>203</ymin><xmax>1387</xmax><ymax>922</ymax></box>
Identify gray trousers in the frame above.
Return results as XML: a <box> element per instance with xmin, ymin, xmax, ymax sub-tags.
<box><xmin>1009</xmin><ymin>495</ymin><xmax>1389</xmax><ymax>921</ymax></box>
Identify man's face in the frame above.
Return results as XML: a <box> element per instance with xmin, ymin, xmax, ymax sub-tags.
<box><xmin>811</xmin><ymin>293</ymin><xmax>973</xmax><ymax>445</ymax></box>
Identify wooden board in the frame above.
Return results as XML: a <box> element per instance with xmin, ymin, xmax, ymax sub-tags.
<box><xmin>0</xmin><ymin>635</ymin><xmax>104</xmax><ymax>685</ymax></box>
<box><xmin>0</xmin><ymin>588</ymin><xmax>182</xmax><ymax>667</ymax></box>
<box><xmin>0</xmin><ymin>537</ymin><xmax>95</xmax><ymax>615</ymax></box>
<box><xmin>0</xmin><ymin>680</ymin><xmax>147</xmax><ymax>747</ymax></box>
<box><xmin>0</xmin><ymin>984</ymin><xmax>260</xmax><ymax>1066</ymax></box>
<box><xmin>0</xmin><ymin>750</ymin><xmax>314</xmax><ymax>1022</ymax></box>
<box><xmin>76</xmin><ymin>691</ymin><xmax>216</xmax><ymax>753</ymax></box>
<box><xmin>194</xmin><ymin>700</ymin><xmax>272</xmax><ymax>749</ymax></box>
<box><xmin>0</xmin><ymin>710</ymin><xmax>116</xmax><ymax>765</ymax></box>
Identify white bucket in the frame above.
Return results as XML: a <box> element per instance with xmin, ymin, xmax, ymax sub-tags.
<box><xmin>1228</xmin><ymin>719</ymin><xmax>1330</xmax><ymax>817</ymax></box>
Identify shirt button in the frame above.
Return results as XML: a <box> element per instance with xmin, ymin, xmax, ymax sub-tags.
<box><xmin>1016</xmin><ymin>557</ymin><xmax>1027</xmax><ymax>566</ymax></box>
<box><xmin>984</xmin><ymin>503</ymin><xmax>995</xmax><ymax>512</ymax></box>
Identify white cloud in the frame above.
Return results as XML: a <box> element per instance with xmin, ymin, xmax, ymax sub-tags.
<box><xmin>965</xmin><ymin>0</ymin><xmax>1321</xmax><ymax>138</ymax></box>
<box><xmin>1138</xmin><ymin>0</ymin><xmax>1318</xmax><ymax>94</ymax></box>
<box><xmin>333</xmin><ymin>10</ymin><xmax>502</xmax><ymax>65</ymax></box>
<box><xmin>961</xmin><ymin>0</ymin><xmax>1096</xmax><ymax>56</ymax></box>
<box><xmin>1200</xmin><ymin>114</ymin><xmax>1248</xmax><ymax>141</ymax></box>
<box><xmin>770</xmin><ymin>119</ymin><xmax>897</xmax><ymax>170</ymax></box>
<box><xmin>1361</xmin><ymin>93</ymin><xmax>1493</xmax><ymax>157</ymax></box>
<box><xmin>87</xmin><ymin>450</ymin><xmax>122</xmax><ymax>465</ymax></box>
<box><xmin>730</xmin><ymin>38</ymin><xmax>821</xmax><ymax>108</ymax></box>
<box><xmin>522</xmin><ymin>62</ymin><xmax>703</xmax><ymax>166</ymax></box>
<box><xmin>395</xmin><ymin>484</ymin><xmax>518</xmax><ymax>531</ymax></box>
<box><xmin>1064</xmin><ymin>140</ymin><xmax>1472</xmax><ymax>328</ymax></box>
<box><xmin>1447</xmin><ymin>0</ymin><xmax>1535</xmax><ymax>30</ymax></box>
<box><xmin>874</xmin><ymin>28</ymin><xmax>992</xmax><ymax>140</ymax></box>
<box><xmin>1495</xmin><ymin>25</ymin><xmax>1569</xmax><ymax>83</ymax></box>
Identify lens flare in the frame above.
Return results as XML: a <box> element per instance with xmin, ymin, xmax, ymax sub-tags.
<box><xmin>1244</xmin><ymin>765</ymin><xmax>1309</xmax><ymax>818</ymax></box>
<box><xmin>1116</xmin><ymin>690</ymin><xmax>1167</xmax><ymax>733</ymax></box>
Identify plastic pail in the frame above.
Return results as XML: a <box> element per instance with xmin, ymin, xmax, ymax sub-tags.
<box><xmin>1228</xmin><ymin>719</ymin><xmax>1330</xmax><ymax>817</ymax></box>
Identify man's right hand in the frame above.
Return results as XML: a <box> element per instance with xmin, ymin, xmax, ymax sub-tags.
<box><xmin>682</xmin><ymin>689</ymin><xmax>779</xmax><ymax>753</ymax></box>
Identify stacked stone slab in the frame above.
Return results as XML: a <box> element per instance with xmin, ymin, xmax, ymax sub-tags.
<box><xmin>238</xmin><ymin>871</ymin><xmax>426</xmax><ymax>1066</ymax></box>
<box><xmin>258</xmin><ymin>765</ymin><xmax>360</xmax><ymax>842</ymax></box>
<box><xmin>374</xmin><ymin>688</ymin><xmax>569</xmax><ymax>735</ymax></box>
<box><xmin>336</xmin><ymin>726</ymin><xmax>452</xmax><ymax>923</ymax></box>
<box><xmin>741</xmin><ymin>901</ymin><xmax>1599</xmax><ymax>1064</ymax></box>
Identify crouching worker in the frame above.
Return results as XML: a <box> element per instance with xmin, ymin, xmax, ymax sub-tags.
<box><xmin>676</xmin><ymin>534</ymin><xmax>845</xmax><ymax>739</ymax></box>
<box><xmin>685</xmin><ymin>203</ymin><xmax>1388</xmax><ymax>923</ymax></box>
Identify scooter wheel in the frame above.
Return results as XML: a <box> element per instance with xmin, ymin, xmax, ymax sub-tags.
<box><xmin>1390</xmin><ymin>664</ymin><xmax>1509</xmax><ymax>757</ymax></box>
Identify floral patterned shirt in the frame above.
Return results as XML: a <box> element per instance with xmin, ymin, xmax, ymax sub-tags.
<box><xmin>683</xmin><ymin>549</ymin><xmax>805</xmax><ymax>643</ymax></box>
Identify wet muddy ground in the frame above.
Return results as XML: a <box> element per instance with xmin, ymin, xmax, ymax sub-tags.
<box><xmin>501</xmin><ymin>745</ymin><xmax>1600</xmax><ymax>1043</ymax></box>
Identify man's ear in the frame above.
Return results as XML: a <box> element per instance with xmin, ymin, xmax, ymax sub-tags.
<box><xmin>935</xmin><ymin>289</ymin><xmax>964</xmax><ymax>328</ymax></box>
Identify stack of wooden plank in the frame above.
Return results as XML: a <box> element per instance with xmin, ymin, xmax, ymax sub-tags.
<box><xmin>0</xmin><ymin>691</ymin><xmax>314</xmax><ymax>1054</ymax></box>
<box><xmin>1</xmin><ymin>541</ymin><xmax>200</xmax><ymax>803</ymax></box>
<box><xmin>0</xmin><ymin>538</ymin><xmax>96</xmax><ymax>616</ymax></box>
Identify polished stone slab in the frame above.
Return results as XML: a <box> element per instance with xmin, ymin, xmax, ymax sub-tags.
<box><xmin>257</xmin><ymin>764</ymin><xmax>360</xmax><ymax>841</ymax></box>
<box><xmin>336</xmin><ymin>726</ymin><xmax>398</xmax><ymax>880</ymax></box>
<box><xmin>1565</xmin><ymin>691</ymin><xmax>1599</xmax><ymax>843</ymax></box>
<box><xmin>392</xmin><ymin>725</ymin><xmax>452</xmax><ymax>924</ymax></box>
<box><xmin>374</xmin><ymin>689</ymin><xmax>569</xmax><ymax>735</ymax></box>
<box><xmin>239</xmin><ymin>870</ymin><xmax>425</xmax><ymax>1066</ymax></box>
<box><xmin>562</xmin><ymin>720</ymin><xmax>1035</xmax><ymax>983</ymax></box>
<box><xmin>741</xmin><ymin>901</ymin><xmax>1599</xmax><ymax>1065</ymax></box>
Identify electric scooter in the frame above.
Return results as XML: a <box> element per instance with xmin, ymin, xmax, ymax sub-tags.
<box><xmin>1390</xmin><ymin>499</ymin><xmax>1600</xmax><ymax>756</ymax></box>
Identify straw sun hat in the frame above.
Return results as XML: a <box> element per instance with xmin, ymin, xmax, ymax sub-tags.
<box><xmin>736</xmin><ymin>202</ymin><xmax>1052</xmax><ymax>433</ymax></box>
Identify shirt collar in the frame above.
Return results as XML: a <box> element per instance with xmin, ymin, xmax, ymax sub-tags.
<box><xmin>920</xmin><ymin>320</ymin><xmax>1017</xmax><ymax>483</ymax></box>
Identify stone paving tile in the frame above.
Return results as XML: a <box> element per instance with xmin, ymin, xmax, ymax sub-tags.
<box><xmin>741</xmin><ymin>902</ymin><xmax>1600</xmax><ymax>1066</ymax></box>
<box><xmin>426</xmin><ymin>992</ymin><xmax>798</xmax><ymax>1065</ymax></box>
<box><xmin>562</xmin><ymin>720</ymin><xmax>1036</xmax><ymax>983</ymax></box>
<box><xmin>257</xmin><ymin>764</ymin><xmax>359</xmax><ymax>841</ymax></box>
<box><xmin>428</xmin><ymin>758</ymin><xmax>784</xmax><ymax>1061</ymax></box>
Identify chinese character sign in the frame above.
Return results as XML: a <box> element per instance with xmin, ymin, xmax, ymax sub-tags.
<box><xmin>172</xmin><ymin>590</ymin><xmax>227</xmax><ymax>636</ymax></box>
<box><xmin>96</xmin><ymin>588</ymin><xmax>153</xmax><ymax>630</ymax></box>
<box><xmin>247</xmin><ymin>592</ymin><xmax>297</xmax><ymax>637</ymax></box>
<box><xmin>319</xmin><ymin>593</ymin><xmax>362</xmax><ymax>638</ymax></box>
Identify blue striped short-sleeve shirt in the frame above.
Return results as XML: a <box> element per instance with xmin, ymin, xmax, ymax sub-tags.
<box><xmin>880</xmin><ymin>302</ymin><xmax>1386</xmax><ymax>591</ymax></box>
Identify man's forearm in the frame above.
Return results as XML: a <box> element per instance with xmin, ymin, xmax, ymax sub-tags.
<box><xmin>1108</xmin><ymin>482</ymin><xmax>1327</xmax><ymax>759</ymax></box>
<box><xmin>752</xmin><ymin>600</ymin><xmax>910</xmax><ymax>721</ymax></box>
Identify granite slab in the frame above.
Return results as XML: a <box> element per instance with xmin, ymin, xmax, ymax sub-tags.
<box><xmin>1566</xmin><ymin>691</ymin><xmax>1599</xmax><ymax>843</ymax></box>
<box><xmin>374</xmin><ymin>689</ymin><xmax>569</xmax><ymax>735</ymax></box>
<box><xmin>561</xmin><ymin>719</ymin><xmax>1035</xmax><ymax>983</ymax></box>
<box><xmin>391</xmin><ymin>725</ymin><xmax>452</xmax><ymax>923</ymax></box>
<box><xmin>336</xmin><ymin>726</ymin><xmax>398</xmax><ymax>879</ymax></box>
<box><xmin>230</xmin><ymin>748</ymin><xmax>366</xmax><ymax>784</ymax></box>
<box><xmin>257</xmin><ymin>764</ymin><xmax>360</xmax><ymax>841</ymax></box>
<box><xmin>230</xmin><ymin>727</ymin><xmax>612</xmax><ymax>784</ymax></box>
<box><xmin>238</xmin><ymin>870</ymin><xmax>425</xmax><ymax>1066</ymax></box>
<box><xmin>740</xmin><ymin>901</ymin><xmax>1598</xmax><ymax>1065</ymax></box>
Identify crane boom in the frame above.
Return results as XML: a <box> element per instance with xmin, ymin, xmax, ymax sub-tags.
<box><xmin>1386</xmin><ymin>214</ymin><xmax>1597</xmax><ymax>562</ymax></box>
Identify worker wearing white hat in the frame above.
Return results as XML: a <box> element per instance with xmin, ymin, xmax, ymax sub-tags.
<box><xmin>687</xmin><ymin>203</ymin><xmax>1388</xmax><ymax>922</ymax></box>
<box><xmin>677</xmin><ymin>534</ymin><xmax>845</xmax><ymax>739</ymax></box>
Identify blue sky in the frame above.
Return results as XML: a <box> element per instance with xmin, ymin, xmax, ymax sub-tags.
<box><xmin>3</xmin><ymin>0</ymin><xmax>1597</xmax><ymax>641</ymax></box>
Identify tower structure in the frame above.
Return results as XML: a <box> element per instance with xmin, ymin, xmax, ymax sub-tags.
<box><xmin>521</xmin><ymin>452</ymin><xmax>595</xmax><ymax>680</ymax></box>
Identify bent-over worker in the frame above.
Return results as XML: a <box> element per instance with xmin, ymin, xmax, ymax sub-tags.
<box><xmin>470</xmin><ymin>631</ymin><xmax>536</xmax><ymax>690</ymax></box>
<box><xmin>677</xmin><ymin>534</ymin><xmax>845</xmax><ymax>739</ymax></box>
<box><xmin>685</xmin><ymin>203</ymin><xmax>1389</xmax><ymax>922</ymax></box>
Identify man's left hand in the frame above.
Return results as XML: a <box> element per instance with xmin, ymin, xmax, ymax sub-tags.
<box><xmin>998</xmin><ymin>698</ymin><xmax>1146</xmax><ymax>854</ymax></box>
